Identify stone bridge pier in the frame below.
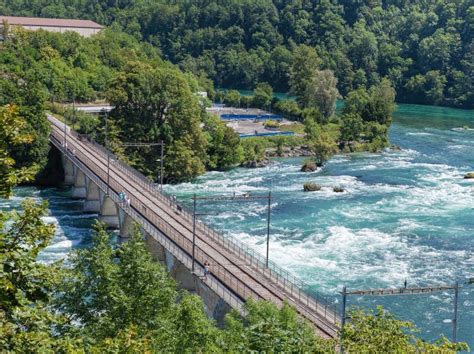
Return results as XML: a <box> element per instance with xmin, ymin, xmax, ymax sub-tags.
<box><xmin>144</xmin><ymin>232</ymin><xmax>231</xmax><ymax>325</ymax></box>
<box><xmin>60</xmin><ymin>153</ymin><xmax>232</xmax><ymax>325</ymax></box>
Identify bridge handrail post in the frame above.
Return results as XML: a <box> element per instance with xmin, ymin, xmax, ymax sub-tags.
<box><xmin>50</xmin><ymin>121</ymin><xmax>341</xmax><ymax>325</ymax></box>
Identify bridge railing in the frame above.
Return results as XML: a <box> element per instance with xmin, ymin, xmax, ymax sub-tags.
<box><xmin>50</xmin><ymin>133</ymin><xmax>249</xmax><ymax>315</ymax></box>
<box><xmin>49</xmin><ymin>116</ymin><xmax>340</xmax><ymax>326</ymax></box>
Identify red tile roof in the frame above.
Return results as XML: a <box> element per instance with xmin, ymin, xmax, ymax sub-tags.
<box><xmin>0</xmin><ymin>16</ymin><xmax>103</xmax><ymax>29</ymax></box>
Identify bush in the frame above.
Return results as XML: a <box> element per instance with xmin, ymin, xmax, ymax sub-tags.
<box><xmin>303</xmin><ymin>182</ymin><xmax>321</xmax><ymax>191</ymax></box>
<box><xmin>264</xmin><ymin>119</ymin><xmax>280</xmax><ymax>129</ymax></box>
<box><xmin>273</xmin><ymin>99</ymin><xmax>302</xmax><ymax>121</ymax></box>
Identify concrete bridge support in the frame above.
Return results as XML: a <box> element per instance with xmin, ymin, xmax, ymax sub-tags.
<box><xmin>57</xmin><ymin>150</ymin><xmax>232</xmax><ymax>324</ymax></box>
<box><xmin>196</xmin><ymin>282</ymin><xmax>232</xmax><ymax>326</ymax></box>
<box><xmin>99</xmin><ymin>194</ymin><xmax>119</xmax><ymax>228</ymax></box>
<box><xmin>72</xmin><ymin>169</ymin><xmax>87</xmax><ymax>199</ymax></box>
<box><xmin>143</xmin><ymin>231</ymin><xmax>231</xmax><ymax>322</ymax></box>
<box><xmin>61</xmin><ymin>155</ymin><xmax>75</xmax><ymax>185</ymax></box>
<box><xmin>144</xmin><ymin>233</ymin><xmax>166</xmax><ymax>262</ymax></box>
<box><xmin>119</xmin><ymin>210</ymin><xmax>135</xmax><ymax>240</ymax></box>
<box><xmin>83</xmin><ymin>179</ymin><xmax>101</xmax><ymax>212</ymax></box>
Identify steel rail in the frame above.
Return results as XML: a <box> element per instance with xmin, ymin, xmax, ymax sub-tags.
<box><xmin>49</xmin><ymin>116</ymin><xmax>340</xmax><ymax>336</ymax></box>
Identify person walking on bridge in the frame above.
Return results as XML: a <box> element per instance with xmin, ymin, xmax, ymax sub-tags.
<box><xmin>203</xmin><ymin>260</ymin><xmax>210</xmax><ymax>280</ymax></box>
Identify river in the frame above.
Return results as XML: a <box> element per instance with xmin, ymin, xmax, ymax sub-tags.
<box><xmin>2</xmin><ymin>103</ymin><xmax>473</xmax><ymax>346</ymax></box>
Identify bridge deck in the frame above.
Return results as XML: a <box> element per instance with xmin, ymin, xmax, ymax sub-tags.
<box><xmin>48</xmin><ymin>115</ymin><xmax>340</xmax><ymax>338</ymax></box>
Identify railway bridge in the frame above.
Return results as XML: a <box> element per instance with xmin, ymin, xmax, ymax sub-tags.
<box><xmin>48</xmin><ymin>115</ymin><xmax>340</xmax><ymax>338</ymax></box>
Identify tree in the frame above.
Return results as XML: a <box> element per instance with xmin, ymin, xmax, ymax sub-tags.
<box><xmin>224</xmin><ymin>299</ymin><xmax>335</xmax><ymax>353</ymax></box>
<box><xmin>303</xmin><ymin>113</ymin><xmax>337</xmax><ymax>166</ymax></box>
<box><xmin>252</xmin><ymin>82</ymin><xmax>273</xmax><ymax>109</ymax></box>
<box><xmin>342</xmin><ymin>307</ymin><xmax>468</xmax><ymax>353</ymax></box>
<box><xmin>106</xmin><ymin>62</ymin><xmax>208</xmax><ymax>182</ymax></box>
<box><xmin>274</xmin><ymin>99</ymin><xmax>302</xmax><ymax>121</ymax></box>
<box><xmin>365</xmin><ymin>79</ymin><xmax>396</xmax><ymax>126</ymax></box>
<box><xmin>303</xmin><ymin>69</ymin><xmax>339</xmax><ymax>120</ymax></box>
<box><xmin>0</xmin><ymin>105</ymin><xmax>36</xmax><ymax>198</ymax></box>
<box><xmin>56</xmin><ymin>222</ymin><xmax>179</xmax><ymax>347</ymax></box>
<box><xmin>290</xmin><ymin>45</ymin><xmax>322</xmax><ymax>107</ymax></box>
<box><xmin>340</xmin><ymin>113</ymin><xmax>364</xmax><ymax>142</ymax></box>
<box><xmin>310</xmin><ymin>132</ymin><xmax>338</xmax><ymax>167</ymax></box>
<box><xmin>223</xmin><ymin>89</ymin><xmax>242</xmax><ymax>107</ymax></box>
<box><xmin>343</xmin><ymin>79</ymin><xmax>395</xmax><ymax>146</ymax></box>
<box><xmin>204</xmin><ymin>114</ymin><xmax>243</xmax><ymax>170</ymax></box>
<box><xmin>0</xmin><ymin>200</ymin><xmax>78</xmax><ymax>352</ymax></box>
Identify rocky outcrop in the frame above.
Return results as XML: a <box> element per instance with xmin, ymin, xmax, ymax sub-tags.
<box><xmin>303</xmin><ymin>182</ymin><xmax>322</xmax><ymax>192</ymax></box>
<box><xmin>266</xmin><ymin>146</ymin><xmax>314</xmax><ymax>158</ymax></box>
<box><xmin>464</xmin><ymin>172</ymin><xmax>474</xmax><ymax>179</ymax></box>
<box><xmin>301</xmin><ymin>160</ymin><xmax>317</xmax><ymax>172</ymax></box>
<box><xmin>333</xmin><ymin>186</ymin><xmax>344</xmax><ymax>193</ymax></box>
<box><xmin>241</xmin><ymin>158</ymin><xmax>271</xmax><ymax>168</ymax></box>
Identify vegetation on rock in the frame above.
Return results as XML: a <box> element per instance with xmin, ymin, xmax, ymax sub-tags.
<box><xmin>301</xmin><ymin>160</ymin><xmax>318</xmax><ymax>172</ymax></box>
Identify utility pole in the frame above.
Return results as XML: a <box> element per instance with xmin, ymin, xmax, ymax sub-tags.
<box><xmin>340</xmin><ymin>286</ymin><xmax>347</xmax><ymax>354</ymax></box>
<box><xmin>160</xmin><ymin>140</ymin><xmax>164</xmax><ymax>192</ymax></box>
<box><xmin>266</xmin><ymin>191</ymin><xmax>271</xmax><ymax>268</ymax></box>
<box><xmin>192</xmin><ymin>193</ymin><xmax>197</xmax><ymax>273</ymax></box>
<box><xmin>453</xmin><ymin>281</ymin><xmax>459</xmax><ymax>343</ymax></box>
<box><xmin>104</xmin><ymin>113</ymin><xmax>110</xmax><ymax>196</ymax></box>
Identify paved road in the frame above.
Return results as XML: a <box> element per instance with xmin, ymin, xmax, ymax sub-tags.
<box><xmin>49</xmin><ymin>115</ymin><xmax>340</xmax><ymax>338</ymax></box>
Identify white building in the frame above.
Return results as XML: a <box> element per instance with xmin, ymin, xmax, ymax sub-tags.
<box><xmin>0</xmin><ymin>16</ymin><xmax>103</xmax><ymax>37</ymax></box>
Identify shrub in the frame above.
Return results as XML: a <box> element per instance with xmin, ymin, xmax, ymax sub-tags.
<box><xmin>264</xmin><ymin>119</ymin><xmax>280</xmax><ymax>129</ymax></box>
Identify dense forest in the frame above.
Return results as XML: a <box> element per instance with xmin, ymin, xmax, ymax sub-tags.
<box><xmin>1</xmin><ymin>0</ymin><xmax>473</xmax><ymax>108</ymax></box>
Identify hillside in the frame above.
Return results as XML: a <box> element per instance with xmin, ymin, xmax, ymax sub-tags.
<box><xmin>1</xmin><ymin>0</ymin><xmax>473</xmax><ymax>108</ymax></box>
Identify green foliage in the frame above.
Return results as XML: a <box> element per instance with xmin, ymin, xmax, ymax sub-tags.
<box><xmin>204</xmin><ymin>114</ymin><xmax>243</xmax><ymax>170</ymax></box>
<box><xmin>242</xmin><ymin>139</ymin><xmax>266</xmax><ymax>164</ymax></box>
<box><xmin>0</xmin><ymin>73</ymin><xmax>49</xmax><ymax>178</ymax></box>
<box><xmin>342</xmin><ymin>307</ymin><xmax>468</xmax><ymax>353</ymax></box>
<box><xmin>106</xmin><ymin>62</ymin><xmax>208</xmax><ymax>182</ymax></box>
<box><xmin>340</xmin><ymin>113</ymin><xmax>364</xmax><ymax>143</ymax></box>
<box><xmin>310</xmin><ymin>132</ymin><xmax>339</xmax><ymax>167</ymax></box>
<box><xmin>0</xmin><ymin>202</ymin><xmax>469</xmax><ymax>352</ymax></box>
<box><xmin>264</xmin><ymin>119</ymin><xmax>280</xmax><ymax>129</ymax></box>
<box><xmin>0</xmin><ymin>200</ymin><xmax>77</xmax><ymax>352</ymax></box>
<box><xmin>290</xmin><ymin>45</ymin><xmax>322</xmax><ymax>107</ymax></box>
<box><xmin>252</xmin><ymin>82</ymin><xmax>273</xmax><ymax>109</ymax></box>
<box><xmin>301</xmin><ymin>69</ymin><xmax>339</xmax><ymax>120</ymax></box>
<box><xmin>224</xmin><ymin>299</ymin><xmax>335</xmax><ymax>353</ymax></box>
<box><xmin>223</xmin><ymin>89</ymin><xmax>242</xmax><ymax>107</ymax></box>
<box><xmin>344</xmin><ymin>79</ymin><xmax>396</xmax><ymax>126</ymax></box>
<box><xmin>1</xmin><ymin>0</ymin><xmax>472</xmax><ymax>108</ymax></box>
<box><xmin>56</xmin><ymin>222</ymin><xmax>178</xmax><ymax>345</ymax></box>
<box><xmin>0</xmin><ymin>105</ymin><xmax>37</xmax><ymax>198</ymax></box>
<box><xmin>274</xmin><ymin>99</ymin><xmax>302</xmax><ymax>121</ymax></box>
<box><xmin>341</xmin><ymin>79</ymin><xmax>395</xmax><ymax>149</ymax></box>
<box><xmin>303</xmin><ymin>113</ymin><xmax>338</xmax><ymax>166</ymax></box>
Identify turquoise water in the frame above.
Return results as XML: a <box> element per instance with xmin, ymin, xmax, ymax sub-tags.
<box><xmin>165</xmin><ymin>104</ymin><xmax>474</xmax><ymax>346</ymax></box>
<box><xmin>0</xmin><ymin>186</ymin><xmax>98</xmax><ymax>263</ymax></box>
<box><xmin>2</xmin><ymin>103</ymin><xmax>473</xmax><ymax>346</ymax></box>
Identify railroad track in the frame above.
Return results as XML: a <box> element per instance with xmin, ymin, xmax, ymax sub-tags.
<box><xmin>49</xmin><ymin>116</ymin><xmax>340</xmax><ymax>338</ymax></box>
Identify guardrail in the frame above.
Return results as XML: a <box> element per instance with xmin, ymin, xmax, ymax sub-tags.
<box><xmin>49</xmin><ymin>116</ymin><xmax>341</xmax><ymax>331</ymax></box>
<box><xmin>50</xmin><ymin>133</ymin><xmax>247</xmax><ymax>314</ymax></box>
